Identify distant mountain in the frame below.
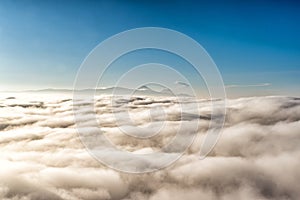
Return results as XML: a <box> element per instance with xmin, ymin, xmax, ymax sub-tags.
<box><xmin>160</xmin><ymin>88</ymin><xmax>173</xmax><ymax>95</ymax></box>
<box><xmin>137</xmin><ymin>86</ymin><xmax>152</xmax><ymax>91</ymax></box>
<box><xmin>25</xmin><ymin>88</ymin><xmax>72</xmax><ymax>93</ymax></box>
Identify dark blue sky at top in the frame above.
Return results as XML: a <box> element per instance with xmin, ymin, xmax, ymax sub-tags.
<box><xmin>0</xmin><ymin>0</ymin><xmax>299</xmax><ymax>96</ymax></box>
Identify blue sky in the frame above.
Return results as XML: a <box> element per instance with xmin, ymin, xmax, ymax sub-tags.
<box><xmin>0</xmin><ymin>0</ymin><xmax>299</xmax><ymax>97</ymax></box>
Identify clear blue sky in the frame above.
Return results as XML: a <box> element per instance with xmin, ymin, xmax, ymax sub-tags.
<box><xmin>0</xmin><ymin>0</ymin><xmax>299</xmax><ymax>97</ymax></box>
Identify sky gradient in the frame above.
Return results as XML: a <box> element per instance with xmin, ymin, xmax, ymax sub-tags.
<box><xmin>0</xmin><ymin>0</ymin><xmax>299</xmax><ymax>97</ymax></box>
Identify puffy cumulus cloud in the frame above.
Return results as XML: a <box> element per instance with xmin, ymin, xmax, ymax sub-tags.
<box><xmin>0</xmin><ymin>94</ymin><xmax>300</xmax><ymax>199</ymax></box>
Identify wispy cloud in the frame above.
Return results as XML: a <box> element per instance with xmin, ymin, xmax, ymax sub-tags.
<box><xmin>175</xmin><ymin>81</ymin><xmax>190</xmax><ymax>87</ymax></box>
<box><xmin>226</xmin><ymin>83</ymin><xmax>271</xmax><ymax>88</ymax></box>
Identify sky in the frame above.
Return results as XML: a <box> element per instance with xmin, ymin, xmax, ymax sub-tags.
<box><xmin>0</xmin><ymin>0</ymin><xmax>299</xmax><ymax>97</ymax></box>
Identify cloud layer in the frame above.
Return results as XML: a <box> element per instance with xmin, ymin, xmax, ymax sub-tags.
<box><xmin>0</xmin><ymin>93</ymin><xmax>300</xmax><ymax>200</ymax></box>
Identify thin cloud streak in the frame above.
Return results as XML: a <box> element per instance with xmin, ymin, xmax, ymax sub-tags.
<box><xmin>174</xmin><ymin>81</ymin><xmax>190</xmax><ymax>87</ymax></box>
<box><xmin>226</xmin><ymin>83</ymin><xmax>271</xmax><ymax>88</ymax></box>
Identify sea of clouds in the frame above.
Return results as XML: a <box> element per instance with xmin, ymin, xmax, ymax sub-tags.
<box><xmin>0</xmin><ymin>93</ymin><xmax>300</xmax><ymax>200</ymax></box>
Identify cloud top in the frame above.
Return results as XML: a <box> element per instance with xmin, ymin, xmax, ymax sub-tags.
<box><xmin>0</xmin><ymin>94</ymin><xmax>299</xmax><ymax>199</ymax></box>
